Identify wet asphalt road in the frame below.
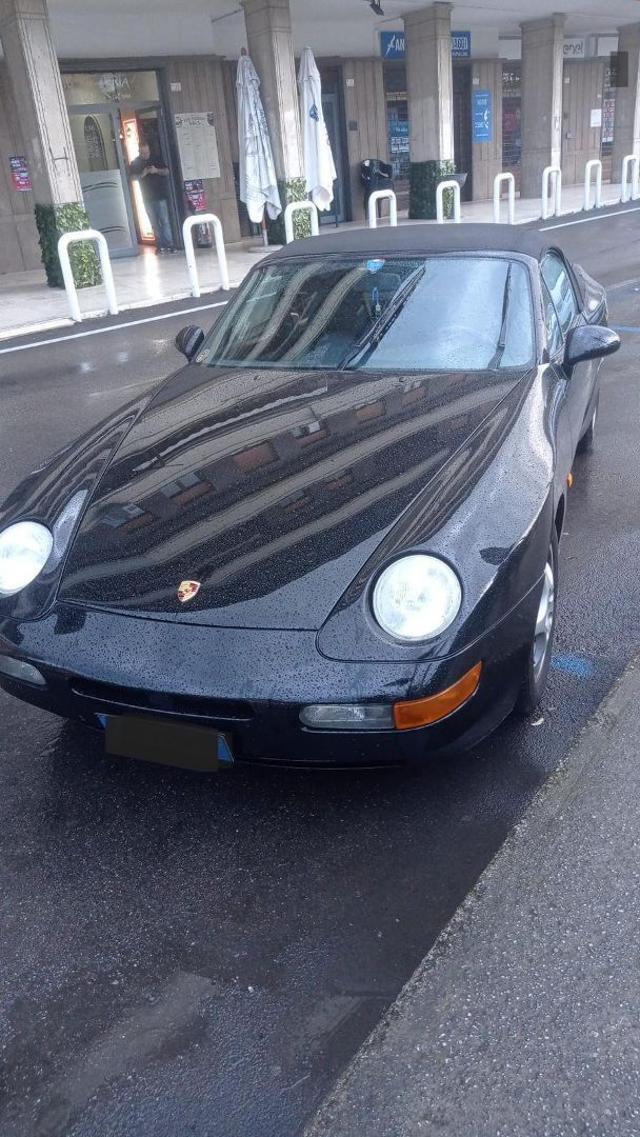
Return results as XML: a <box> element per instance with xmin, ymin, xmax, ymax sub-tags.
<box><xmin>1</xmin><ymin>209</ymin><xmax>639</xmax><ymax>1137</ymax></box>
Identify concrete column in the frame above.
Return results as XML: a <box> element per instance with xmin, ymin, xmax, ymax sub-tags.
<box><xmin>241</xmin><ymin>0</ymin><xmax>303</xmax><ymax>184</ymax></box>
<box><xmin>404</xmin><ymin>2</ymin><xmax>454</xmax><ymax>218</ymax></box>
<box><xmin>611</xmin><ymin>23</ymin><xmax>640</xmax><ymax>180</ymax></box>
<box><xmin>470</xmin><ymin>60</ymin><xmax>503</xmax><ymax>201</ymax></box>
<box><xmin>0</xmin><ymin>0</ymin><xmax>81</xmax><ymax>206</ymax></box>
<box><xmin>520</xmin><ymin>14</ymin><xmax>565</xmax><ymax>200</ymax></box>
<box><xmin>0</xmin><ymin>0</ymin><xmax>99</xmax><ymax>286</ymax></box>
<box><xmin>405</xmin><ymin>2</ymin><xmax>454</xmax><ymax>164</ymax></box>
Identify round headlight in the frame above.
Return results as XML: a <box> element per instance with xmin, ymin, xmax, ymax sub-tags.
<box><xmin>372</xmin><ymin>554</ymin><xmax>462</xmax><ymax>642</ymax></box>
<box><xmin>0</xmin><ymin>522</ymin><xmax>54</xmax><ymax>598</ymax></box>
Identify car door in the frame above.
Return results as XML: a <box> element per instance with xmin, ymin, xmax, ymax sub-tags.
<box><xmin>541</xmin><ymin>251</ymin><xmax>595</xmax><ymax>451</ymax></box>
<box><xmin>541</xmin><ymin>274</ymin><xmax>574</xmax><ymax>492</ymax></box>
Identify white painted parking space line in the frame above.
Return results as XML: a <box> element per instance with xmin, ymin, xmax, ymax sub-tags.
<box><xmin>540</xmin><ymin>206</ymin><xmax>640</xmax><ymax>231</ymax></box>
<box><xmin>0</xmin><ymin>300</ymin><xmax>229</xmax><ymax>357</ymax></box>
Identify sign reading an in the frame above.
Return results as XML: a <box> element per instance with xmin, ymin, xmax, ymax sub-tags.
<box><xmin>9</xmin><ymin>155</ymin><xmax>32</xmax><ymax>192</ymax></box>
<box><xmin>380</xmin><ymin>31</ymin><xmax>405</xmax><ymax>59</ymax></box>
<box><xmin>174</xmin><ymin>113</ymin><xmax>221</xmax><ymax>181</ymax></box>
<box><xmin>379</xmin><ymin>29</ymin><xmax>471</xmax><ymax>60</ymax></box>
<box><xmin>473</xmin><ymin>90</ymin><xmax>493</xmax><ymax>143</ymax></box>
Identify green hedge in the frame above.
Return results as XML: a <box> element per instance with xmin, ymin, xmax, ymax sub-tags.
<box><xmin>35</xmin><ymin>202</ymin><xmax>102</xmax><ymax>289</ymax></box>
<box><xmin>408</xmin><ymin>159</ymin><xmax>457</xmax><ymax>220</ymax></box>
<box><xmin>267</xmin><ymin>177</ymin><xmax>312</xmax><ymax>245</ymax></box>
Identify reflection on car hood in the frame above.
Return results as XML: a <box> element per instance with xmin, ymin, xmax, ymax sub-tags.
<box><xmin>57</xmin><ymin>363</ymin><xmax>529</xmax><ymax>628</ymax></box>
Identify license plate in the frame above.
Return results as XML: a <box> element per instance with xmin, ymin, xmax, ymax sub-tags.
<box><xmin>103</xmin><ymin>715</ymin><xmax>234</xmax><ymax>771</ymax></box>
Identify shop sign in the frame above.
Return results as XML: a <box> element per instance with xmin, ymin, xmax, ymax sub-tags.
<box><xmin>473</xmin><ymin>90</ymin><xmax>493</xmax><ymax>143</ymax></box>
<box><xmin>175</xmin><ymin>112</ymin><xmax>221</xmax><ymax>182</ymax></box>
<box><xmin>563</xmin><ymin>37</ymin><xmax>587</xmax><ymax>59</ymax></box>
<box><xmin>9</xmin><ymin>155</ymin><xmax>32</xmax><ymax>192</ymax></box>
<box><xmin>380</xmin><ymin>31</ymin><xmax>405</xmax><ymax>59</ymax></box>
<box><xmin>451</xmin><ymin>31</ymin><xmax>471</xmax><ymax>58</ymax></box>
<box><xmin>379</xmin><ymin>29</ymin><xmax>471</xmax><ymax>60</ymax></box>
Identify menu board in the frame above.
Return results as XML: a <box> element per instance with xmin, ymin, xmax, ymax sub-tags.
<box><xmin>175</xmin><ymin>112</ymin><xmax>221</xmax><ymax>181</ymax></box>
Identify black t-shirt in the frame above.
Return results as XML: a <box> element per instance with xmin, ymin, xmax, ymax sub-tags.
<box><xmin>129</xmin><ymin>152</ymin><xmax>168</xmax><ymax>203</ymax></box>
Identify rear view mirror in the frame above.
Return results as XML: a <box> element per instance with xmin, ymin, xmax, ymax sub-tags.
<box><xmin>175</xmin><ymin>325</ymin><xmax>205</xmax><ymax>361</ymax></box>
<box><xmin>564</xmin><ymin>324</ymin><xmax>620</xmax><ymax>369</ymax></box>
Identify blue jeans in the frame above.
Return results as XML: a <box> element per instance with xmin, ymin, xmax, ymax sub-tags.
<box><xmin>147</xmin><ymin>198</ymin><xmax>173</xmax><ymax>249</ymax></box>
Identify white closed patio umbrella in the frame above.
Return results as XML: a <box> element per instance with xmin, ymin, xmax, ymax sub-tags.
<box><xmin>236</xmin><ymin>51</ymin><xmax>282</xmax><ymax>240</ymax></box>
<box><xmin>298</xmin><ymin>46</ymin><xmax>337</xmax><ymax>212</ymax></box>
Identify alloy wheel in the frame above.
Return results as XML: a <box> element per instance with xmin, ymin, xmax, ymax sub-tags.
<box><xmin>533</xmin><ymin>558</ymin><xmax>555</xmax><ymax>681</ymax></box>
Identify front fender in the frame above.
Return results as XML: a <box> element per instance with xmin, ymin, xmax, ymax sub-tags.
<box><xmin>318</xmin><ymin>369</ymin><xmax>557</xmax><ymax>663</ymax></box>
<box><xmin>0</xmin><ymin>399</ymin><xmax>145</xmax><ymax>624</ymax></box>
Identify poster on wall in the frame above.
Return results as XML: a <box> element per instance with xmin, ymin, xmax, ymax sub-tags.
<box><xmin>9</xmin><ymin>156</ymin><xmax>32</xmax><ymax>191</ymax></box>
<box><xmin>184</xmin><ymin>179</ymin><xmax>208</xmax><ymax>212</ymax></box>
<box><xmin>175</xmin><ymin>113</ymin><xmax>221</xmax><ymax>181</ymax></box>
<box><xmin>473</xmin><ymin>91</ymin><xmax>493</xmax><ymax>144</ymax></box>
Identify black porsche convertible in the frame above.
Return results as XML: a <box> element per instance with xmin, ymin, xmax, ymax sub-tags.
<box><xmin>0</xmin><ymin>225</ymin><xmax>620</xmax><ymax>768</ymax></box>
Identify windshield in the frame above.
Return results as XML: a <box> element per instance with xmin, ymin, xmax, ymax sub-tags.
<box><xmin>197</xmin><ymin>254</ymin><xmax>535</xmax><ymax>373</ymax></box>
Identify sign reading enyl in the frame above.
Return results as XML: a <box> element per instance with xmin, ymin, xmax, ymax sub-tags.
<box><xmin>379</xmin><ymin>30</ymin><xmax>471</xmax><ymax>60</ymax></box>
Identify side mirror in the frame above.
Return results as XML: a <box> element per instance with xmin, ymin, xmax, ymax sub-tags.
<box><xmin>175</xmin><ymin>325</ymin><xmax>205</xmax><ymax>361</ymax></box>
<box><xmin>564</xmin><ymin>324</ymin><xmax>620</xmax><ymax>369</ymax></box>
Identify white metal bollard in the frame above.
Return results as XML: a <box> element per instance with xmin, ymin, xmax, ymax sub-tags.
<box><xmin>493</xmin><ymin>172</ymin><xmax>515</xmax><ymax>225</ymax></box>
<box><xmin>621</xmin><ymin>154</ymin><xmax>640</xmax><ymax>203</ymax></box>
<box><xmin>183</xmin><ymin>213</ymin><xmax>229</xmax><ymax>298</ymax></box>
<box><xmin>367</xmin><ymin>189</ymin><xmax>398</xmax><ymax>228</ymax></box>
<box><xmin>284</xmin><ymin>200</ymin><xmax>320</xmax><ymax>243</ymax></box>
<box><xmin>57</xmin><ymin>229</ymin><xmax>118</xmax><ymax>323</ymax></box>
<box><xmin>436</xmin><ymin>180</ymin><xmax>461</xmax><ymax>223</ymax></box>
<box><xmin>541</xmin><ymin>165</ymin><xmax>562</xmax><ymax>220</ymax></box>
<box><xmin>584</xmin><ymin>159</ymin><xmax>603</xmax><ymax>211</ymax></box>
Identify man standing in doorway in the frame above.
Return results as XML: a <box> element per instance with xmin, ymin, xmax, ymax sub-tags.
<box><xmin>129</xmin><ymin>140</ymin><xmax>175</xmax><ymax>254</ymax></box>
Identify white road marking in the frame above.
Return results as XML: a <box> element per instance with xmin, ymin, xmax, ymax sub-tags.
<box><xmin>540</xmin><ymin>205</ymin><xmax>640</xmax><ymax>231</ymax></box>
<box><xmin>0</xmin><ymin>300</ymin><xmax>229</xmax><ymax>357</ymax></box>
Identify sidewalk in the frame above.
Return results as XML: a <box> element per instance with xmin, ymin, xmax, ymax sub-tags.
<box><xmin>305</xmin><ymin>657</ymin><xmax>640</xmax><ymax>1137</ymax></box>
<box><xmin>0</xmin><ymin>182</ymin><xmax>625</xmax><ymax>343</ymax></box>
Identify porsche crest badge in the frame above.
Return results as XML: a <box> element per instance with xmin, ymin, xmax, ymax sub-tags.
<box><xmin>177</xmin><ymin>580</ymin><xmax>201</xmax><ymax>604</ymax></box>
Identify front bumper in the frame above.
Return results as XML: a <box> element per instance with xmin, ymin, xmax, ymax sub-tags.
<box><xmin>0</xmin><ymin>588</ymin><xmax>539</xmax><ymax>766</ymax></box>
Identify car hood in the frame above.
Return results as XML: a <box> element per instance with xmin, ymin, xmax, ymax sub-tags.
<box><xmin>57</xmin><ymin>363</ymin><xmax>529</xmax><ymax>628</ymax></box>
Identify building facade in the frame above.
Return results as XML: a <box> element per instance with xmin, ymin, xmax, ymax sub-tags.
<box><xmin>0</xmin><ymin>0</ymin><xmax>639</xmax><ymax>278</ymax></box>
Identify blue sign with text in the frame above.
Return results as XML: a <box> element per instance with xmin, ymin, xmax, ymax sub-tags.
<box><xmin>473</xmin><ymin>89</ymin><xmax>493</xmax><ymax>143</ymax></box>
<box><xmin>451</xmin><ymin>31</ymin><xmax>471</xmax><ymax>58</ymax></box>
<box><xmin>380</xmin><ymin>30</ymin><xmax>471</xmax><ymax>60</ymax></box>
<box><xmin>380</xmin><ymin>31</ymin><xmax>405</xmax><ymax>59</ymax></box>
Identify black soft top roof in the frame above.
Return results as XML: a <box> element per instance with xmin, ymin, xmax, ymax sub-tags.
<box><xmin>265</xmin><ymin>223</ymin><xmax>552</xmax><ymax>264</ymax></box>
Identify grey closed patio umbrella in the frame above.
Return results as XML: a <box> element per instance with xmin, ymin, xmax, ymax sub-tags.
<box><xmin>236</xmin><ymin>51</ymin><xmax>282</xmax><ymax>241</ymax></box>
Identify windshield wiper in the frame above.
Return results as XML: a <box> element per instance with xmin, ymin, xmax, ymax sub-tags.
<box><xmin>487</xmin><ymin>263</ymin><xmax>513</xmax><ymax>370</ymax></box>
<box><xmin>338</xmin><ymin>264</ymin><xmax>427</xmax><ymax>370</ymax></box>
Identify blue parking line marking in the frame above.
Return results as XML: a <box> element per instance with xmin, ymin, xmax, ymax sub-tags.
<box><xmin>611</xmin><ymin>326</ymin><xmax>640</xmax><ymax>333</ymax></box>
<box><xmin>551</xmin><ymin>654</ymin><xmax>596</xmax><ymax>679</ymax></box>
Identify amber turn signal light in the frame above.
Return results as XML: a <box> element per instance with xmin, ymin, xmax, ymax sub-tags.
<box><xmin>393</xmin><ymin>661</ymin><xmax>482</xmax><ymax>731</ymax></box>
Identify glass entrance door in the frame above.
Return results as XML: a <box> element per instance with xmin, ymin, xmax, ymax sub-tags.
<box><xmin>70</xmin><ymin>109</ymin><xmax>137</xmax><ymax>255</ymax></box>
<box><xmin>321</xmin><ymin>93</ymin><xmax>345</xmax><ymax>224</ymax></box>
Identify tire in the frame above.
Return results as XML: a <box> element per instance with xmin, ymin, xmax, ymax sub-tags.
<box><xmin>516</xmin><ymin>530</ymin><xmax>558</xmax><ymax>715</ymax></box>
<box><xmin>577</xmin><ymin>392</ymin><xmax>599</xmax><ymax>455</ymax></box>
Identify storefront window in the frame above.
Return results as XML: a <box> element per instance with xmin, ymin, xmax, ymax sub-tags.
<box><xmin>384</xmin><ymin>65</ymin><xmax>409</xmax><ymax>210</ymax></box>
<box><xmin>62</xmin><ymin>69</ymin><xmax>172</xmax><ymax>257</ymax></box>
<box><xmin>601</xmin><ymin>65</ymin><xmax>616</xmax><ymax>157</ymax></box>
<box><xmin>502</xmin><ymin>63</ymin><xmax>521</xmax><ymax>189</ymax></box>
